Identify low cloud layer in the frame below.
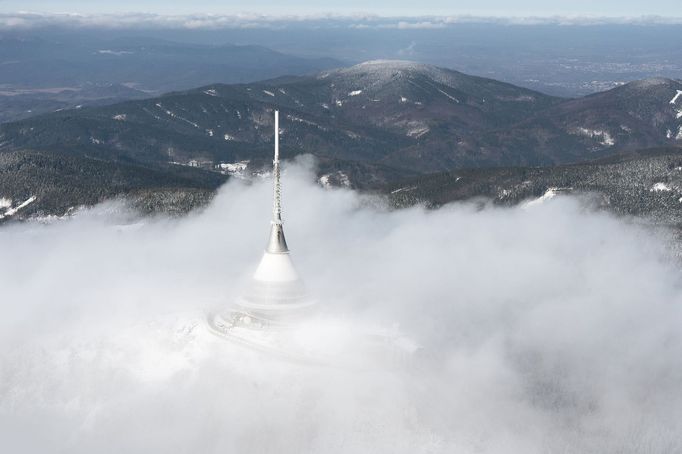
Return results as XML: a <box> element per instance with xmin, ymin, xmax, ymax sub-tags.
<box><xmin>1</xmin><ymin>161</ymin><xmax>681</xmax><ymax>453</ymax></box>
<box><xmin>2</xmin><ymin>12</ymin><xmax>682</xmax><ymax>30</ymax></box>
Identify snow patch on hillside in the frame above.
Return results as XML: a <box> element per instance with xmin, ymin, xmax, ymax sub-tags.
<box><xmin>391</xmin><ymin>186</ymin><xmax>417</xmax><ymax>194</ymax></box>
<box><xmin>318</xmin><ymin>171</ymin><xmax>351</xmax><ymax>188</ymax></box>
<box><xmin>203</xmin><ymin>89</ymin><xmax>217</xmax><ymax>97</ymax></box>
<box><xmin>263</xmin><ymin>90</ymin><xmax>275</xmax><ymax>97</ymax></box>
<box><xmin>406</xmin><ymin>122</ymin><xmax>430</xmax><ymax>138</ymax></box>
<box><xmin>142</xmin><ymin>107</ymin><xmax>163</xmax><ymax>122</ymax></box>
<box><xmin>349</xmin><ymin>90</ymin><xmax>363</xmax><ymax>96</ymax></box>
<box><xmin>524</xmin><ymin>188</ymin><xmax>558</xmax><ymax>208</ymax></box>
<box><xmin>286</xmin><ymin>114</ymin><xmax>326</xmax><ymax>131</ymax></box>
<box><xmin>217</xmin><ymin>161</ymin><xmax>249</xmax><ymax>177</ymax></box>
<box><xmin>651</xmin><ymin>182</ymin><xmax>672</xmax><ymax>192</ymax></box>
<box><xmin>436</xmin><ymin>88</ymin><xmax>460</xmax><ymax>103</ymax></box>
<box><xmin>523</xmin><ymin>188</ymin><xmax>571</xmax><ymax>208</ymax></box>
<box><xmin>155</xmin><ymin>103</ymin><xmax>200</xmax><ymax>129</ymax></box>
<box><xmin>318</xmin><ymin>174</ymin><xmax>331</xmax><ymax>188</ymax></box>
<box><xmin>0</xmin><ymin>197</ymin><xmax>11</xmax><ymax>209</ymax></box>
<box><xmin>670</xmin><ymin>90</ymin><xmax>682</xmax><ymax>105</ymax></box>
<box><xmin>112</xmin><ymin>114</ymin><xmax>127</xmax><ymax>121</ymax></box>
<box><xmin>0</xmin><ymin>195</ymin><xmax>36</xmax><ymax>219</ymax></box>
<box><xmin>573</xmin><ymin>127</ymin><xmax>615</xmax><ymax>147</ymax></box>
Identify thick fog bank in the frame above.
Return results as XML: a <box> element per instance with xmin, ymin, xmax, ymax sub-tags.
<box><xmin>1</xmin><ymin>162</ymin><xmax>681</xmax><ymax>453</ymax></box>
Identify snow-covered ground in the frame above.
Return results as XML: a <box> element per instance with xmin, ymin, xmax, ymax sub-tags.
<box><xmin>523</xmin><ymin>187</ymin><xmax>558</xmax><ymax>208</ymax></box>
<box><xmin>670</xmin><ymin>90</ymin><xmax>682</xmax><ymax>105</ymax></box>
<box><xmin>651</xmin><ymin>182</ymin><xmax>673</xmax><ymax>192</ymax></box>
<box><xmin>155</xmin><ymin>103</ymin><xmax>200</xmax><ymax>129</ymax></box>
<box><xmin>573</xmin><ymin>127</ymin><xmax>615</xmax><ymax>147</ymax></box>
<box><xmin>318</xmin><ymin>171</ymin><xmax>351</xmax><ymax>188</ymax></box>
<box><xmin>406</xmin><ymin>122</ymin><xmax>430</xmax><ymax>138</ymax></box>
<box><xmin>217</xmin><ymin>160</ymin><xmax>249</xmax><ymax>178</ymax></box>
<box><xmin>436</xmin><ymin>87</ymin><xmax>460</xmax><ymax>103</ymax></box>
<box><xmin>390</xmin><ymin>186</ymin><xmax>417</xmax><ymax>194</ymax></box>
<box><xmin>523</xmin><ymin>187</ymin><xmax>575</xmax><ymax>208</ymax></box>
<box><xmin>0</xmin><ymin>195</ymin><xmax>36</xmax><ymax>219</ymax></box>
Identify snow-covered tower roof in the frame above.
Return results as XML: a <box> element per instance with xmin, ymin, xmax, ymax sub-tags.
<box><xmin>235</xmin><ymin>111</ymin><xmax>313</xmax><ymax>321</ymax></box>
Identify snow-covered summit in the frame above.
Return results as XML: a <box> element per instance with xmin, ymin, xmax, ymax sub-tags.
<box><xmin>321</xmin><ymin>60</ymin><xmax>430</xmax><ymax>76</ymax></box>
<box><xmin>318</xmin><ymin>60</ymin><xmax>464</xmax><ymax>91</ymax></box>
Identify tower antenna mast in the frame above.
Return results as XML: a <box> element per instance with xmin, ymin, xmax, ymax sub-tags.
<box><xmin>265</xmin><ymin>110</ymin><xmax>288</xmax><ymax>253</ymax></box>
<box><xmin>272</xmin><ymin>110</ymin><xmax>282</xmax><ymax>225</ymax></box>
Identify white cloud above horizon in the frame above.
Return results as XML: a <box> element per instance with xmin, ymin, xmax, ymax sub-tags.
<box><xmin>2</xmin><ymin>11</ymin><xmax>682</xmax><ymax>30</ymax></box>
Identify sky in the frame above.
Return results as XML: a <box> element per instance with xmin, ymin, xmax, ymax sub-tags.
<box><xmin>1</xmin><ymin>0</ymin><xmax>681</xmax><ymax>17</ymax></box>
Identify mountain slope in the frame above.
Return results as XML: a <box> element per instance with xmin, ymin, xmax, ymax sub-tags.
<box><xmin>0</xmin><ymin>148</ymin><xmax>420</xmax><ymax>220</ymax></box>
<box><xmin>388</xmin><ymin>146</ymin><xmax>682</xmax><ymax>229</ymax></box>
<box><xmin>0</xmin><ymin>150</ymin><xmax>227</xmax><ymax>220</ymax></box>
<box><xmin>1</xmin><ymin>61</ymin><xmax>681</xmax><ymax>177</ymax></box>
<box><xmin>0</xmin><ymin>60</ymin><xmax>563</xmax><ymax>173</ymax></box>
<box><xmin>476</xmin><ymin>78</ymin><xmax>682</xmax><ymax>164</ymax></box>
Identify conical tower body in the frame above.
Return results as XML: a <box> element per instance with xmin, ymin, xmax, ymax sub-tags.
<box><xmin>235</xmin><ymin>111</ymin><xmax>313</xmax><ymax>321</ymax></box>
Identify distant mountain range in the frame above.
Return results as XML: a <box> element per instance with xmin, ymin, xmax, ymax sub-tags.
<box><xmin>0</xmin><ymin>83</ymin><xmax>151</xmax><ymax>124</ymax></box>
<box><xmin>0</xmin><ymin>35</ymin><xmax>342</xmax><ymax>92</ymax></box>
<box><xmin>1</xmin><ymin>60</ymin><xmax>681</xmax><ymax>223</ymax></box>
<box><xmin>0</xmin><ymin>35</ymin><xmax>343</xmax><ymax>123</ymax></box>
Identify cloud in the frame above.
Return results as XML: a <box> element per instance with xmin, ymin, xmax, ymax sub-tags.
<box><xmin>1</xmin><ymin>12</ymin><xmax>682</xmax><ymax>30</ymax></box>
<box><xmin>1</xmin><ymin>159</ymin><xmax>681</xmax><ymax>453</ymax></box>
<box><xmin>398</xmin><ymin>40</ymin><xmax>417</xmax><ymax>56</ymax></box>
<box><xmin>380</xmin><ymin>20</ymin><xmax>447</xmax><ymax>29</ymax></box>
